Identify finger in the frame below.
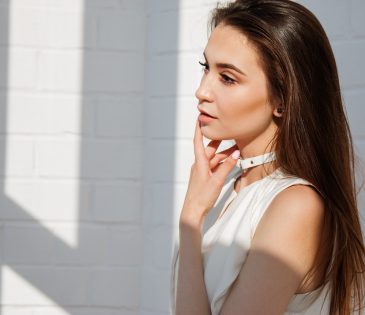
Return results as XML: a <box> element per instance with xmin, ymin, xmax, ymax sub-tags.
<box><xmin>193</xmin><ymin>119</ymin><xmax>208</xmax><ymax>166</ymax></box>
<box><xmin>205</xmin><ymin>140</ymin><xmax>222</xmax><ymax>160</ymax></box>
<box><xmin>213</xmin><ymin>150</ymin><xmax>241</xmax><ymax>183</ymax></box>
<box><xmin>209</xmin><ymin>145</ymin><xmax>239</xmax><ymax>169</ymax></box>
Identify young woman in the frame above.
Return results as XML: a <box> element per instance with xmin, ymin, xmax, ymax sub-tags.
<box><xmin>170</xmin><ymin>0</ymin><xmax>365</xmax><ymax>314</ymax></box>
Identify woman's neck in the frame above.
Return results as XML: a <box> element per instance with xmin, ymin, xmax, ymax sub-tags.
<box><xmin>234</xmin><ymin>152</ymin><xmax>278</xmax><ymax>193</ymax></box>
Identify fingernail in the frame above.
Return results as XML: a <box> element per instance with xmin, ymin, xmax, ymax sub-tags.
<box><xmin>231</xmin><ymin>150</ymin><xmax>240</xmax><ymax>160</ymax></box>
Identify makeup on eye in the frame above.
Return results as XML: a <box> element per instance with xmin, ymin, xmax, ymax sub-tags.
<box><xmin>198</xmin><ymin>61</ymin><xmax>236</xmax><ymax>85</ymax></box>
<box><xmin>202</xmin><ymin>52</ymin><xmax>247</xmax><ymax>76</ymax></box>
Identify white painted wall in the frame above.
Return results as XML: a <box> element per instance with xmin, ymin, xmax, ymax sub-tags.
<box><xmin>143</xmin><ymin>0</ymin><xmax>365</xmax><ymax>314</ymax></box>
<box><xmin>0</xmin><ymin>0</ymin><xmax>363</xmax><ymax>315</ymax></box>
<box><xmin>0</xmin><ymin>0</ymin><xmax>144</xmax><ymax>314</ymax></box>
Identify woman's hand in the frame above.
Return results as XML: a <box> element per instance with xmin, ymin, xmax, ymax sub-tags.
<box><xmin>179</xmin><ymin>119</ymin><xmax>241</xmax><ymax>229</ymax></box>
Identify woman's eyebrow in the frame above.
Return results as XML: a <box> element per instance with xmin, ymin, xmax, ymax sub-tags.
<box><xmin>203</xmin><ymin>51</ymin><xmax>246</xmax><ymax>76</ymax></box>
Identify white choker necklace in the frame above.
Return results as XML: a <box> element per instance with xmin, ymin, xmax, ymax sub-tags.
<box><xmin>238</xmin><ymin>152</ymin><xmax>276</xmax><ymax>173</ymax></box>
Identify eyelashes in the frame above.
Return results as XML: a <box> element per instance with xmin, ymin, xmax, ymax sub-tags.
<box><xmin>198</xmin><ymin>61</ymin><xmax>236</xmax><ymax>85</ymax></box>
<box><xmin>199</xmin><ymin>61</ymin><xmax>209</xmax><ymax>70</ymax></box>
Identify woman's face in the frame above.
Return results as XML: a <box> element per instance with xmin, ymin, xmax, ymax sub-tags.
<box><xmin>195</xmin><ymin>24</ymin><xmax>280</xmax><ymax>149</ymax></box>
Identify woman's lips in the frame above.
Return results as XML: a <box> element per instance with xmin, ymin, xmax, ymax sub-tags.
<box><xmin>197</xmin><ymin>106</ymin><xmax>217</xmax><ymax>123</ymax></box>
<box><xmin>198</xmin><ymin>113</ymin><xmax>217</xmax><ymax>123</ymax></box>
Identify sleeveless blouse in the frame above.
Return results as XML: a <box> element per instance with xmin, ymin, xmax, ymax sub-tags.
<box><xmin>170</xmin><ymin>165</ymin><xmax>331</xmax><ymax>314</ymax></box>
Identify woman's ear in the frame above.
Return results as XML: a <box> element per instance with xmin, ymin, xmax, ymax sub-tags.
<box><xmin>273</xmin><ymin>105</ymin><xmax>285</xmax><ymax>117</ymax></box>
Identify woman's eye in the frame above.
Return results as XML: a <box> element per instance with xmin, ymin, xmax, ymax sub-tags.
<box><xmin>199</xmin><ymin>61</ymin><xmax>209</xmax><ymax>71</ymax></box>
<box><xmin>221</xmin><ymin>74</ymin><xmax>235</xmax><ymax>85</ymax></box>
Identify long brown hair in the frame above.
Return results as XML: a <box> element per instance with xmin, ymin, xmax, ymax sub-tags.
<box><xmin>209</xmin><ymin>1</ymin><xmax>365</xmax><ymax>314</ymax></box>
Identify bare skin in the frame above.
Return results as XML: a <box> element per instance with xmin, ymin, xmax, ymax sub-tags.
<box><xmin>175</xmin><ymin>24</ymin><xmax>326</xmax><ymax>315</ymax></box>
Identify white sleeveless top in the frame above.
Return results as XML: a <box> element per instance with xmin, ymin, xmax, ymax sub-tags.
<box><xmin>170</xmin><ymin>165</ymin><xmax>331</xmax><ymax>315</ymax></box>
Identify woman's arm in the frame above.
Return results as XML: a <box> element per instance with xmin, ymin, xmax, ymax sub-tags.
<box><xmin>175</xmin><ymin>217</ymin><xmax>211</xmax><ymax>315</ymax></box>
<box><xmin>219</xmin><ymin>184</ymin><xmax>326</xmax><ymax>315</ymax></box>
<box><xmin>175</xmin><ymin>119</ymin><xmax>239</xmax><ymax>315</ymax></box>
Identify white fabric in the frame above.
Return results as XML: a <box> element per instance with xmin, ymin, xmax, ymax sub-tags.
<box><xmin>170</xmin><ymin>164</ymin><xmax>331</xmax><ymax>315</ymax></box>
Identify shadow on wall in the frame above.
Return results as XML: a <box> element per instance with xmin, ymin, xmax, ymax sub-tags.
<box><xmin>141</xmin><ymin>0</ymin><xmax>180</xmax><ymax>314</ymax></box>
<box><xmin>0</xmin><ymin>1</ymin><xmax>146</xmax><ymax>314</ymax></box>
<box><xmin>0</xmin><ymin>1</ymin><xmax>8</xmax><ymax>311</ymax></box>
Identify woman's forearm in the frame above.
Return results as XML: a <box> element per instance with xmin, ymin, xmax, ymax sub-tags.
<box><xmin>175</xmin><ymin>216</ymin><xmax>211</xmax><ymax>315</ymax></box>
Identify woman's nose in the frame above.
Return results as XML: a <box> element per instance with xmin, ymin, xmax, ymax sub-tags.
<box><xmin>195</xmin><ymin>76</ymin><xmax>213</xmax><ymax>103</ymax></box>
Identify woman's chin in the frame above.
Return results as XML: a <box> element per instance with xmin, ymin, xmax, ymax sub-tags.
<box><xmin>200</xmin><ymin>127</ymin><xmax>229</xmax><ymax>141</ymax></box>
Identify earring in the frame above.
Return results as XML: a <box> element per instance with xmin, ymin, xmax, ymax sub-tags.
<box><xmin>277</xmin><ymin>107</ymin><xmax>285</xmax><ymax>114</ymax></box>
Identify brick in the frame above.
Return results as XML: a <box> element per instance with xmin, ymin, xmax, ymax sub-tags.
<box><xmin>82</xmin><ymin>0</ymin><xmax>121</xmax><ymax>9</ymax></box>
<box><xmin>2</xmin><ymin>93</ymin><xmax>46</xmax><ymax>134</ymax></box>
<box><xmin>140</xmin><ymin>311</ymin><xmax>170</xmax><ymax>315</ymax></box>
<box><xmin>37</xmin><ymin>138</ymin><xmax>142</xmax><ymax>179</ymax></box>
<box><xmin>0</xmin><ymin>307</ymin><xmax>36</xmax><ymax>315</ymax></box>
<box><xmin>1</xmin><ymin>179</ymin><xmax>91</xmax><ymax>221</ymax></box>
<box><xmin>2</xmin><ymin>224</ymin><xmax>52</xmax><ymax>264</ymax></box>
<box><xmin>38</xmin><ymin>51</ymin><xmax>83</xmax><ymax>92</ymax></box>
<box><xmin>0</xmin><ymin>47</ymin><xmax>37</xmax><ymax>89</ymax></box>
<box><xmin>146</xmin><ymin>55</ymin><xmax>178</xmax><ymax>97</ymax></box>
<box><xmin>145</xmin><ymin>97</ymin><xmax>177</xmax><ymax>139</ymax></box>
<box><xmin>332</xmin><ymin>40</ymin><xmax>365</xmax><ymax>88</ymax></box>
<box><xmin>146</xmin><ymin>0</ymin><xmax>203</xmax><ymax>13</ymax></box>
<box><xmin>0</xmin><ymin>137</ymin><xmax>34</xmax><ymax>177</ymax></box>
<box><xmin>145</xmin><ymin>139</ymin><xmax>193</xmax><ymax>182</ymax></box>
<box><xmin>34</xmin><ymin>308</ymin><xmax>139</xmax><ymax>315</ymax></box>
<box><xmin>144</xmin><ymin>225</ymin><xmax>174</xmax><ymax>269</ymax></box>
<box><xmin>5</xmin><ymin>7</ymin><xmax>91</xmax><ymax>49</ymax></box>
<box><xmin>0</xmin><ymin>224</ymin><xmax>3</xmax><ymax>262</ymax></box>
<box><xmin>140</xmin><ymin>310</ymin><xmax>171</xmax><ymax>315</ymax></box>
<box><xmin>298</xmin><ymin>0</ymin><xmax>350</xmax><ymax>40</ymax></box>
<box><xmin>0</xmin><ymin>180</ymin><xmax>39</xmax><ymax>220</ymax></box>
<box><xmin>179</xmin><ymin>8</ymin><xmax>212</xmax><ymax>51</ymax></box>
<box><xmin>40</xmin><ymin>8</ymin><xmax>94</xmax><ymax>48</ymax></box>
<box><xmin>140</xmin><ymin>268</ymin><xmax>171</xmax><ymax>312</ymax></box>
<box><xmin>82</xmin><ymin>139</ymin><xmax>143</xmax><ymax>179</ymax></box>
<box><xmin>50</xmin><ymin>225</ymin><xmax>108</xmax><ymax>265</ymax></box>
<box><xmin>147</xmin><ymin>96</ymin><xmax>197</xmax><ymax>139</ymax></box>
<box><xmin>350</xmin><ymin>0</ymin><xmax>365</xmax><ymax>37</ymax></box>
<box><xmin>1</xmin><ymin>265</ymin><xmax>92</xmax><ymax>305</ymax></box>
<box><xmin>343</xmin><ymin>90</ymin><xmax>365</xmax><ymax>138</ymax></box>
<box><xmin>95</xmin><ymin>95</ymin><xmax>143</xmax><ymax>138</ymax></box>
<box><xmin>147</xmin><ymin>11</ymin><xmax>179</xmax><ymax>53</ymax></box>
<box><xmin>104</xmin><ymin>226</ymin><xmax>142</xmax><ymax>266</ymax></box>
<box><xmin>35</xmin><ymin>139</ymin><xmax>81</xmax><ymax>178</ymax></box>
<box><xmin>146</xmin><ymin>0</ymin><xmax>179</xmax><ymax>13</ymax></box>
<box><xmin>147</xmin><ymin>54</ymin><xmax>202</xmax><ymax>97</ymax></box>
<box><xmin>97</xmin><ymin>11</ymin><xmax>145</xmax><ymax>51</ymax></box>
<box><xmin>119</xmin><ymin>0</ymin><xmax>144</xmax><ymax>10</ymax></box>
<box><xmin>2</xmin><ymin>93</ymin><xmax>94</xmax><ymax>135</ymax></box>
<box><xmin>92</xmin><ymin>181</ymin><xmax>142</xmax><ymax>222</ymax></box>
<box><xmin>7</xmin><ymin>7</ymin><xmax>41</xmax><ymax>47</ymax></box>
<box><xmin>144</xmin><ymin>140</ymin><xmax>175</xmax><ymax>181</ymax></box>
<box><xmin>50</xmin><ymin>192</ymin><xmax>82</xmax><ymax>224</ymax></box>
<box><xmin>148</xmin><ymin>182</ymin><xmax>186</xmax><ymax>227</ymax></box>
<box><xmin>82</xmin><ymin>51</ymin><xmax>144</xmax><ymax>93</ymax></box>
<box><xmin>0</xmin><ymin>7</ymin><xmax>9</xmax><ymax>46</ymax></box>
<box><xmin>42</xmin><ymin>94</ymin><xmax>94</xmax><ymax>136</ymax></box>
<box><xmin>90</xmin><ymin>267</ymin><xmax>140</xmax><ymax>307</ymax></box>
<box><xmin>7</xmin><ymin>0</ymin><xmax>84</xmax><ymax>9</ymax></box>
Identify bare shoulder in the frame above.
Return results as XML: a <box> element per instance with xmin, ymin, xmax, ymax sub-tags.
<box><xmin>267</xmin><ymin>184</ymin><xmax>325</xmax><ymax>223</ymax></box>
<box><xmin>252</xmin><ymin>183</ymin><xmax>326</xmax><ymax>279</ymax></box>
<box><xmin>219</xmin><ymin>184</ymin><xmax>327</xmax><ymax>314</ymax></box>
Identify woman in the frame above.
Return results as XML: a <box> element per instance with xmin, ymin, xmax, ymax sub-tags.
<box><xmin>170</xmin><ymin>0</ymin><xmax>365</xmax><ymax>314</ymax></box>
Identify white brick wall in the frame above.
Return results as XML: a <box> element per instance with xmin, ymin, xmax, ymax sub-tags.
<box><xmin>0</xmin><ymin>1</ymin><xmax>144</xmax><ymax>315</ymax></box>
<box><xmin>0</xmin><ymin>1</ymin><xmax>364</xmax><ymax>315</ymax></box>
<box><xmin>142</xmin><ymin>1</ymin><xmax>365</xmax><ymax>315</ymax></box>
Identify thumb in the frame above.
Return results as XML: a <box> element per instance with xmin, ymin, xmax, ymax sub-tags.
<box><xmin>214</xmin><ymin>150</ymin><xmax>240</xmax><ymax>183</ymax></box>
